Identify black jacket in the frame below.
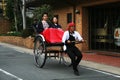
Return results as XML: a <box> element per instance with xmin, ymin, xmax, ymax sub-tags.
<box><xmin>52</xmin><ymin>23</ymin><xmax>62</xmax><ymax>28</ymax></box>
<box><xmin>33</xmin><ymin>21</ymin><xmax>53</xmax><ymax>34</ymax></box>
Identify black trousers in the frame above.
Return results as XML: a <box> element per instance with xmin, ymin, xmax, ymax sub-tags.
<box><xmin>66</xmin><ymin>46</ymin><xmax>83</xmax><ymax>71</ymax></box>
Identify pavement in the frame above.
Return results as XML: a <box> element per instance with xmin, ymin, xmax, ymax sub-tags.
<box><xmin>0</xmin><ymin>42</ymin><xmax>120</xmax><ymax>76</ymax></box>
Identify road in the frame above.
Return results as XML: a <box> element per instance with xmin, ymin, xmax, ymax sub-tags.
<box><xmin>0</xmin><ymin>44</ymin><xmax>120</xmax><ymax>80</ymax></box>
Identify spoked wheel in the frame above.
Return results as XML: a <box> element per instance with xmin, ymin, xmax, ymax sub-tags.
<box><xmin>34</xmin><ymin>37</ymin><xmax>46</xmax><ymax>68</ymax></box>
<box><xmin>60</xmin><ymin>52</ymin><xmax>71</xmax><ymax>66</ymax></box>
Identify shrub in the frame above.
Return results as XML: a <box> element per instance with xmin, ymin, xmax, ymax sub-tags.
<box><xmin>0</xmin><ymin>31</ymin><xmax>22</xmax><ymax>36</ymax></box>
<box><xmin>21</xmin><ymin>28</ymin><xmax>34</xmax><ymax>38</ymax></box>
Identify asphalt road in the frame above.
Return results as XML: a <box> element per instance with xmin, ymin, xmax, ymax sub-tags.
<box><xmin>0</xmin><ymin>45</ymin><xmax>120</xmax><ymax>80</ymax></box>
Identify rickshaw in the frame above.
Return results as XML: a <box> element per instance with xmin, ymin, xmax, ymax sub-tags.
<box><xmin>33</xmin><ymin>27</ymin><xmax>83</xmax><ymax>68</ymax></box>
<box><xmin>33</xmin><ymin>29</ymin><xmax>70</xmax><ymax>68</ymax></box>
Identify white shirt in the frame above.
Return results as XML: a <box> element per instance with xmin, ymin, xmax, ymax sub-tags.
<box><xmin>42</xmin><ymin>20</ymin><xmax>49</xmax><ymax>29</ymax></box>
<box><xmin>62</xmin><ymin>31</ymin><xmax>83</xmax><ymax>43</ymax></box>
<box><xmin>62</xmin><ymin>31</ymin><xmax>83</xmax><ymax>51</ymax></box>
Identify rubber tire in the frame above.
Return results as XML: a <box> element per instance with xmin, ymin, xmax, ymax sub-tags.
<box><xmin>34</xmin><ymin>37</ymin><xmax>47</xmax><ymax>68</ymax></box>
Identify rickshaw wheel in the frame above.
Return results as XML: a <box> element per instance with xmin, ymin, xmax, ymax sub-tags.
<box><xmin>34</xmin><ymin>37</ymin><xmax>46</xmax><ymax>68</ymax></box>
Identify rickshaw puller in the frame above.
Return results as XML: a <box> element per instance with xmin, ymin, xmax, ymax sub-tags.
<box><xmin>62</xmin><ymin>22</ymin><xmax>84</xmax><ymax>76</ymax></box>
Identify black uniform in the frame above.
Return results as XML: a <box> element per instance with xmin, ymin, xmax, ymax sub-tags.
<box><xmin>66</xmin><ymin>32</ymin><xmax>83</xmax><ymax>72</ymax></box>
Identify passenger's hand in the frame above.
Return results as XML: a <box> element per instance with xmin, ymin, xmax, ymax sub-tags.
<box><xmin>57</xmin><ymin>28</ymin><xmax>61</xmax><ymax>29</ymax></box>
<box><xmin>45</xmin><ymin>28</ymin><xmax>48</xmax><ymax>30</ymax></box>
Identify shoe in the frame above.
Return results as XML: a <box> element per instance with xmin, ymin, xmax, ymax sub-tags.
<box><xmin>74</xmin><ymin>70</ymin><xmax>80</xmax><ymax>76</ymax></box>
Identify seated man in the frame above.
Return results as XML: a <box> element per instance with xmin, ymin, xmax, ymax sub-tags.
<box><xmin>33</xmin><ymin>12</ymin><xmax>53</xmax><ymax>34</ymax></box>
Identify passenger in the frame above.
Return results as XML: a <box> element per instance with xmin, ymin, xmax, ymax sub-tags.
<box><xmin>51</xmin><ymin>16</ymin><xmax>62</xmax><ymax>29</ymax></box>
<box><xmin>37</xmin><ymin>12</ymin><xmax>53</xmax><ymax>34</ymax></box>
<box><xmin>62</xmin><ymin>22</ymin><xmax>84</xmax><ymax>76</ymax></box>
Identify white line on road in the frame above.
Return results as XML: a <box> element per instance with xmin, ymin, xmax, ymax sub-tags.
<box><xmin>0</xmin><ymin>68</ymin><xmax>23</xmax><ymax>80</ymax></box>
<box><xmin>82</xmin><ymin>66</ymin><xmax>120</xmax><ymax>78</ymax></box>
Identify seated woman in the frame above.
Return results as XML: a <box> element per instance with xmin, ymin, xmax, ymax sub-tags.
<box><xmin>51</xmin><ymin>16</ymin><xmax>62</xmax><ymax>29</ymax></box>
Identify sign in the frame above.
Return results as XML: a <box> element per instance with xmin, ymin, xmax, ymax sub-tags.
<box><xmin>95</xmin><ymin>28</ymin><xmax>107</xmax><ymax>43</ymax></box>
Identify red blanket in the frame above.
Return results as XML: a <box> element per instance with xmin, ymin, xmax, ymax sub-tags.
<box><xmin>41</xmin><ymin>28</ymin><xmax>64</xmax><ymax>43</ymax></box>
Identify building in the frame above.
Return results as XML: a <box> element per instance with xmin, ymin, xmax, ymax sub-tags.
<box><xmin>27</xmin><ymin>0</ymin><xmax>120</xmax><ymax>53</ymax></box>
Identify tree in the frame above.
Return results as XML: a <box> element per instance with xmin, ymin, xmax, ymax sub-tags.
<box><xmin>33</xmin><ymin>4</ymin><xmax>53</xmax><ymax>22</ymax></box>
<box><xmin>6</xmin><ymin>0</ymin><xmax>21</xmax><ymax>31</ymax></box>
<box><xmin>13</xmin><ymin>0</ymin><xmax>27</xmax><ymax>31</ymax></box>
<box><xmin>6</xmin><ymin>0</ymin><xmax>26</xmax><ymax>31</ymax></box>
<box><xmin>6</xmin><ymin>0</ymin><xmax>19</xmax><ymax>31</ymax></box>
<box><xmin>13</xmin><ymin>0</ymin><xmax>18</xmax><ymax>31</ymax></box>
<box><xmin>21</xmin><ymin>0</ymin><xmax>26</xmax><ymax>30</ymax></box>
<box><xmin>5</xmin><ymin>0</ymin><xmax>14</xmax><ymax>21</ymax></box>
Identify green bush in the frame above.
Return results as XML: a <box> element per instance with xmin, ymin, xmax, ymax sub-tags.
<box><xmin>21</xmin><ymin>28</ymin><xmax>34</xmax><ymax>38</ymax></box>
<box><xmin>0</xmin><ymin>31</ymin><xmax>22</xmax><ymax>36</ymax></box>
<box><xmin>0</xmin><ymin>28</ymin><xmax>34</xmax><ymax>38</ymax></box>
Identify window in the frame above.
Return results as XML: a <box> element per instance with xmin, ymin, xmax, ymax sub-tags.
<box><xmin>67</xmin><ymin>13</ymin><xmax>72</xmax><ymax>23</ymax></box>
<box><xmin>89</xmin><ymin>6</ymin><xmax>120</xmax><ymax>52</ymax></box>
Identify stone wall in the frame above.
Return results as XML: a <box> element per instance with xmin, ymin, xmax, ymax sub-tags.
<box><xmin>0</xmin><ymin>36</ymin><xmax>34</xmax><ymax>49</ymax></box>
